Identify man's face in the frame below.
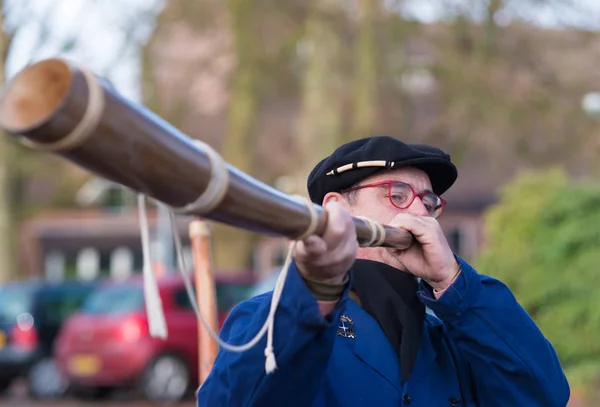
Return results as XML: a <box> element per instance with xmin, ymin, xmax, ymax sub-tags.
<box><xmin>324</xmin><ymin>167</ymin><xmax>434</xmax><ymax>271</ymax></box>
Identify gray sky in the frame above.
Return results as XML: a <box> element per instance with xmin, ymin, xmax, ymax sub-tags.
<box><xmin>402</xmin><ymin>0</ymin><xmax>600</xmax><ymax>28</ymax></box>
<box><xmin>5</xmin><ymin>0</ymin><xmax>600</xmax><ymax>103</ymax></box>
<box><xmin>5</xmin><ymin>0</ymin><xmax>165</xmax><ymax>102</ymax></box>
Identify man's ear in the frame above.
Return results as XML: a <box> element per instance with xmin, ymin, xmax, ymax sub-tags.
<box><xmin>322</xmin><ymin>192</ymin><xmax>350</xmax><ymax>209</ymax></box>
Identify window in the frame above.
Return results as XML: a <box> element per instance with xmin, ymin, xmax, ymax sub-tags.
<box><xmin>216</xmin><ymin>283</ymin><xmax>253</xmax><ymax>313</ymax></box>
<box><xmin>174</xmin><ymin>288</ymin><xmax>195</xmax><ymax>310</ymax></box>
<box><xmin>81</xmin><ymin>285</ymin><xmax>144</xmax><ymax>315</ymax></box>
<box><xmin>44</xmin><ymin>251</ymin><xmax>65</xmax><ymax>282</ymax></box>
<box><xmin>110</xmin><ymin>247</ymin><xmax>134</xmax><ymax>280</ymax></box>
<box><xmin>445</xmin><ymin>222</ymin><xmax>478</xmax><ymax>261</ymax></box>
<box><xmin>173</xmin><ymin>283</ymin><xmax>253</xmax><ymax>313</ymax></box>
<box><xmin>448</xmin><ymin>228</ymin><xmax>462</xmax><ymax>256</ymax></box>
<box><xmin>0</xmin><ymin>284</ymin><xmax>37</xmax><ymax>322</ymax></box>
<box><xmin>76</xmin><ymin>247</ymin><xmax>100</xmax><ymax>281</ymax></box>
<box><xmin>35</xmin><ymin>286</ymin><xmax>95</xmax><ymax>326</ymax></box>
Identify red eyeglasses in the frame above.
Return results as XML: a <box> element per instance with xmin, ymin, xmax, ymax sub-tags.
<box><xmin>342</xmin><ymin>180</ymin><xmax>446</xmax><ymax>218</ymax></box>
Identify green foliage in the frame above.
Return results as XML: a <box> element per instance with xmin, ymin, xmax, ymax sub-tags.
<box><xmin>476</xmin><ymin>169</ymin><xmax>600</xmax><ymax>386</ymax></box>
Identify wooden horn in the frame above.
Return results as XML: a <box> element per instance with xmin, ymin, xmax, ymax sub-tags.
<box><xmin>0</xmin><ymin>58</ymin><xmax>414</xmax><ymax>248</ymax></box>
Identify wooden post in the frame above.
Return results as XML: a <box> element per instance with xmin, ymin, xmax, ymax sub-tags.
<box><xmin>189</xmin><ymin>219</ymin><xmax>219</xmax><ymax>387</ymax></box>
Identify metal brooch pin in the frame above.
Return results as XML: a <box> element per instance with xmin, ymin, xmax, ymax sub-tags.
<box><xmin>337</xmin><ymin>315</ymin><xmax>356</xmax><ymax>339</ymax></box>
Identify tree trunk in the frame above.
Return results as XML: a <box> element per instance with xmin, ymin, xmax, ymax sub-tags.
<box><xmin>351</xmin><ymin>0</ymin><xmax>379</xmax><ymax>141</ymax></box>
<box><xmin>482</xmin><ymin>0</ymin><xmax>503</xmax><ymax>58</ymax></box>
<box><xmin>210</xmin><ymin>0</ymin><xmax>260</xmax><ymax>270</ymax></box>
<box><xmin>0</xmin><ymin>4</ymin><xmax>16</xmax><ymax>282</ymax></box>
<box><xmin>295</xmin><ymin>0</ymin><xmax>346</xmax><ymax>195</ymax></box>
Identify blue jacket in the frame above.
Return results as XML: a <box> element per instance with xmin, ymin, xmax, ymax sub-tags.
<box><xmin>198</xmin><ymin>258</ymin><xmax>570</xmax><ymax>406</ymax></box>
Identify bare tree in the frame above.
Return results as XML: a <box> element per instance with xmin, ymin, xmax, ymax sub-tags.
<box><xmin>0</xmin><ymin>0</ymin><xmax>165</xmax><ymax>281</ymax></box>
<box><xmin>400</xmin><ymin>0</ymin><xmax>600</xmax><ymax>173</ymax></box>
<box><xmin>294</xmin><ymin>0</ymin><xmax>347</xmax><ymax>194</ymax></box>
<box><xmin>350</xmin><ymin>0</ymin><xmax>380</xmax><ymax>140</ymax></box>
<box><xmin>0</xmin><ymin>0</ymin><xmax>14</xmax><ymax>282</ymax></box>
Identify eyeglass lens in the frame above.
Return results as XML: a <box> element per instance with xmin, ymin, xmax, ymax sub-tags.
<box><xmin>390</xmin><ymin>183</ymin><xmax>443</xmax><ymax>217</ymax></box>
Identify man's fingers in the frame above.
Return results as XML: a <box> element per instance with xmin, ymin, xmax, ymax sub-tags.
<box><xmin>321</xmin><ymin>202</ymin><xmax>356</xmax><ymax>248</ymax></box>
<box><xmin>294</xmin><ymin>203</ymin><xmax>352</xmax><ymax>258</ymax></box>
<box><xmin>292</xmin><ymin>201</ymin><xmax>357</xmax><ymax>282</ymax></box>
<box><xmin>293</xmin><ymin>202</ymin><xmax>357</xmax><ymax>267</ymax></box>
<box><xmin>304</xmin><ymin>235</ymin><xmax>324</xmax><ymax>250</ymax></box>
<box><xmin>294</xmin><ymin>236</ymin><xmax>327</xmax><ymax>259</ymax></box>
<box><xmin>388</xmin><ymin>212</ymin><xmax>432</xmax><ymax>238</ymax></box>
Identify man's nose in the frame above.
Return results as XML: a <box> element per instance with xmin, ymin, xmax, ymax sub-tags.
<box><xmin>407</xmin><ymin>196</ymin><xmax>430</xmax><ymax>217</ymax></box>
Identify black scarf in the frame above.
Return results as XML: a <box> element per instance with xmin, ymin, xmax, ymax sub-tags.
<box><xmin>351</xmin><ymin>259</ymin><xmax>426</xmax><ymax>383</ymax></box>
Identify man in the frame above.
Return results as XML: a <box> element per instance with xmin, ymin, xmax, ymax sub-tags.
<box><xmin>198</xmin><ymin>136</ymin><xmax>569</xmax><ymax>406</ymax></box>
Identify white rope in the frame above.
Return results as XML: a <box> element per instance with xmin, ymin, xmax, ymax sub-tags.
<box><xmin>137</xmin><ymin>139</ymin><xmax>325</xmax><ymax>375</ymax></box>
<box><xmin>372</xmin><ymin>220</ymin><xmax>386</xmax><ymax>247</ymax></box>
<box><xmin>137</xmin><ymin>194</ymin><xmax>168</xmax><ymax>339</ymax></box>
<box><xmin>171</xmin><ymin>140</ymin><xmax>229</xmax><ymax>215</ymax></box>
<box><xmin>168</xmin><ymin>209</ymin><xmax>299</xmax><ymax>374</ymax></box>
<box><xmin>19</xmin><ymin>67</ymin><xmax>105</xmax><ymax>152</ymax></box>
<box><xmin>293</xmin><ymin>196</ymin><xmax>319</xmax><ymax>240</ymax></box>
<box><xmin>140</xmin><ymin>187</ymin><xmax>382</xmax><ymax>374</ymax></box>
<box><xmin>356</xmin><ymin>216</ymin><xmax>386</xmax><ymax>247</ymax></box>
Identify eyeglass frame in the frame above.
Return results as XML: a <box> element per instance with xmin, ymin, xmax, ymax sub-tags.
<box><xmin>341</xmin><ymin>180</ymin><xmax>447</xmax><ymax>218</ymax></box>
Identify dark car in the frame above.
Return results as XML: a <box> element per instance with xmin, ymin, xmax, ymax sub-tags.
<box><xmin>0</xmin><ymin>280</ymin><xmax>97</xmax><ymax>399</ymax></box>
<box><xmin>55</xmin><ymin>272</ymin><xmax>255</xmax><ymax>403</ymax></box>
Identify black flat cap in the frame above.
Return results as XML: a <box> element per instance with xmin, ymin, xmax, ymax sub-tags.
<box><xmin>307</xmin><ymin>136</ymin><xmax>458</xmax><ymax>204</ymax></box>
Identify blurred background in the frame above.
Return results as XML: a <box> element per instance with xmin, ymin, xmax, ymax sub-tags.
<box><xmin>0</xmin><ymin>0</ymin><xmax>599</xmax><ymax>406</ymax></box>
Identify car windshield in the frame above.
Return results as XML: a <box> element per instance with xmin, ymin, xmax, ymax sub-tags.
<box><xmin>80</xmin><ymin>285</ymin><xmax>144</xmax><ymax>315</ymax></box>
<box><xmin>248</xmin><ymin>272</ymin><xmax>280</xmax><ymax>298</ymax></box>
<box><xmin>0</xmin><ymin>284</ymin><xmax>37</xmax><ymax>322</ymax></box>
<box><xmin>216</xmin><ymin>283</ymin><xmax>254</xmax><ymax>312</ymax></box>
<box><xmin>35</xmin><ymin>285</ymin><xmax>96</xmax><ymax>325</ymax></box>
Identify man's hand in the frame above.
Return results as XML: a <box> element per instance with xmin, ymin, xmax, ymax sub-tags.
<box><xmin>388</xmin><ymin>213</ymin><xmax>460</xmax><ymax>290</ymax></box>
<box><xmin>293</xmin><ymin>202</ymin><xmax>358</xmax><ymax>285</ymax></box>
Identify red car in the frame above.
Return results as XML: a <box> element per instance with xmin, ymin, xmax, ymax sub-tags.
<box><xmin>54</xmin><ymin>272</ymin><xmax>254</xmax><ymax>402</ymax></box>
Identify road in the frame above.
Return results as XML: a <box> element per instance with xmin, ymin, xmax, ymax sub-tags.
<box><xmin>1</xmin><ymin>381</ymin><xmax>196</xmax><ymax>407</ymax></box>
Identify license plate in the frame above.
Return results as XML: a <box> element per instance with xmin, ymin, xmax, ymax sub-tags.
<box><xmin>0</xmin><ymin>331</ymin><xmax>5</xmax><ymax>350</ymax></box>
<box><xmin>68</xmin><ymin>355</ymin><xmax>101</xmax><ymax>376</ymax></box>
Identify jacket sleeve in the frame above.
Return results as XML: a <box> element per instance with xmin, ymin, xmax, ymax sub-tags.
<box><xmin>418</xmin><ymin>257</ymin><xmax>570</xmax><ymax>407</ymax></box>
<box><xmin>197</xmin><ymin>262</ymin><xmax>349</xmax><ymax>407</ymax></box>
